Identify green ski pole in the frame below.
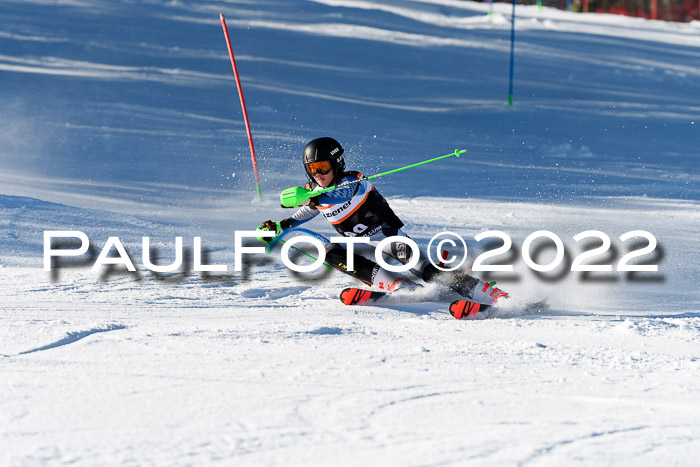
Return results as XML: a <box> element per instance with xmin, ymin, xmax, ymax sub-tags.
<box><xmin>281</xmin><ymin>149</ymin><xmax>465</xmax><ymax>208</ymax></box>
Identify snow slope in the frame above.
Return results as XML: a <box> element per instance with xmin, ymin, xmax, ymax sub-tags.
<box><xmin>1</xmin><ymin>0</ymin><xmax>699</xmax><ymax>465</ymax></box>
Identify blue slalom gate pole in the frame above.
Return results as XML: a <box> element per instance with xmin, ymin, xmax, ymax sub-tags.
<box><xmin>508</xmin><ymin>0</ymin><xmax>516</xmax><ymax>107</ymax></box>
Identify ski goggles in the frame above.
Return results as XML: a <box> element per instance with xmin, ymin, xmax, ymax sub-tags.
<box><xmin>305</xmin><ymin>160</ymin><xmax>333</xmax><ymax>176</ymax></box>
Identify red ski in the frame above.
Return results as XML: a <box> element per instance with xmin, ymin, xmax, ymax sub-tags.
<box><xmin>339</xmin><ymin>287</ymin><xmax>389</xmax><ymax>305</ymax></box>
<box><xmin>449</xmin><ymin>300</ymin><xmax>491</xmax><ymax>319</ymax></box>
<box><xmin>340</xmin><ymin>288</ymin><xmax>492</xmax><ymax>320</ymax></box>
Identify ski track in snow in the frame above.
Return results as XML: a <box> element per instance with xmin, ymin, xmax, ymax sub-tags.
<box><xmin>14</xmin><ymin>324</ymin><xmax>127</xmax><ymax>356</ymax></box>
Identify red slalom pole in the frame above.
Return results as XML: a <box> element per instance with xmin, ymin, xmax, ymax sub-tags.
<box><xmin>220</xmin><ymin>13</ymin><xmax>262</xmax><ymax>201</ymax></box>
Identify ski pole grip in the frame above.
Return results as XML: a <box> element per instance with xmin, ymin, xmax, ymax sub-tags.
<box><xmin>280</xmin><ymin>186</ymin><xmax>316</xmax><ymax>208</ymax></box>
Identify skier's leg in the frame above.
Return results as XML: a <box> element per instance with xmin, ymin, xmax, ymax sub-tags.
<box><xmin>359</xmin><ymin>228</ymin><xmax>508</xmax><ymax>303</ymax></box>
<box><xmin>324</xmin><ymin>244</ymin><xmax>377</xmax><ymax>286</ymax></box>
<box><xmin>324</xmin><ymin>244</ymin><xmax>410</xmax><ymax>291</ymax></box>
<box><xmin>347</xmin><ymin>229</ymin><xmax>508</xmax><ymax>301</ymax></box>
<box><xmin>364</xmin><ymin>229</ymin><xmax>428</xmax><ymax>283</ymax></box>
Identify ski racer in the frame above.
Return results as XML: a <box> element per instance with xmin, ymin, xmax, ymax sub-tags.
<box><xmin>257</xmin><ymin>137</ymin><xmax>507</xmax><ymax>305</ymax></box>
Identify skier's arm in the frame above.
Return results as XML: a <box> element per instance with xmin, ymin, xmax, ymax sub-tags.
<box><xmin>286</xmin><ymin>179</ymin><xmax>369</xmax><ymax>221</ymax></box>
<box><xmin>257</xmin><ymin>206</ymin><xmax>320</xmax><ymax>241</ymax></box>
<box><xmin>257</xmin><ymin>178</ymin><xmax>369</xmax><ymax>240</ymax></box>
<box><xmin>284</xmin><ymin>205</ymin><xmax>320</xmax><ymax>228</ymax></box>
<box><xmin>314</xmin><ymin>180</ymin><xmax>367</xmax><ymax>204</ymax></box>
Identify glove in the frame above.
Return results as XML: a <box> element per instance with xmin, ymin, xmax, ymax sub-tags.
<box><xmin>298</xmin><ymin>197</ymin><xmax>319</xmax><ymax>208</ymax></box>
<box><xmin>256</xmin><ymin>220</ymin><xmax>282</xmax><ymax>244</ymax></box>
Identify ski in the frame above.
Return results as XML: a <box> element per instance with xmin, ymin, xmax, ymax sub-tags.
<box><xmin>339</xmin><ymin>287</ymin><xmax>389</xmax><ymax>305</ymax></box>
<box><xmin>449</xmin><ymin>299</ymin><xmax>491</xmax><ymax>319</ymax></box>
<box><xmin>338</xmin><ymin>285</ymin><xmax>426</xmax><ymax>305</ymax></box>
<box><xmin>340</xmin><ymin>286</ymin><xmax>500</xmax><ymax>320</ymax></box>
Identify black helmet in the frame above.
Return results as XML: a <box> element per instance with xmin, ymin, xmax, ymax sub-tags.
<box><xmin>302</xmin><ymin>137</ymin><xmax>345</xmax><ymax>182</ymax></box>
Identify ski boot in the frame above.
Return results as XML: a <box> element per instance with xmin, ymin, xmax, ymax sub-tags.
<box><xmin>421</xmin><ymin>264</ymin><xmax>508</xmax><ymax>305</ymax></box>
